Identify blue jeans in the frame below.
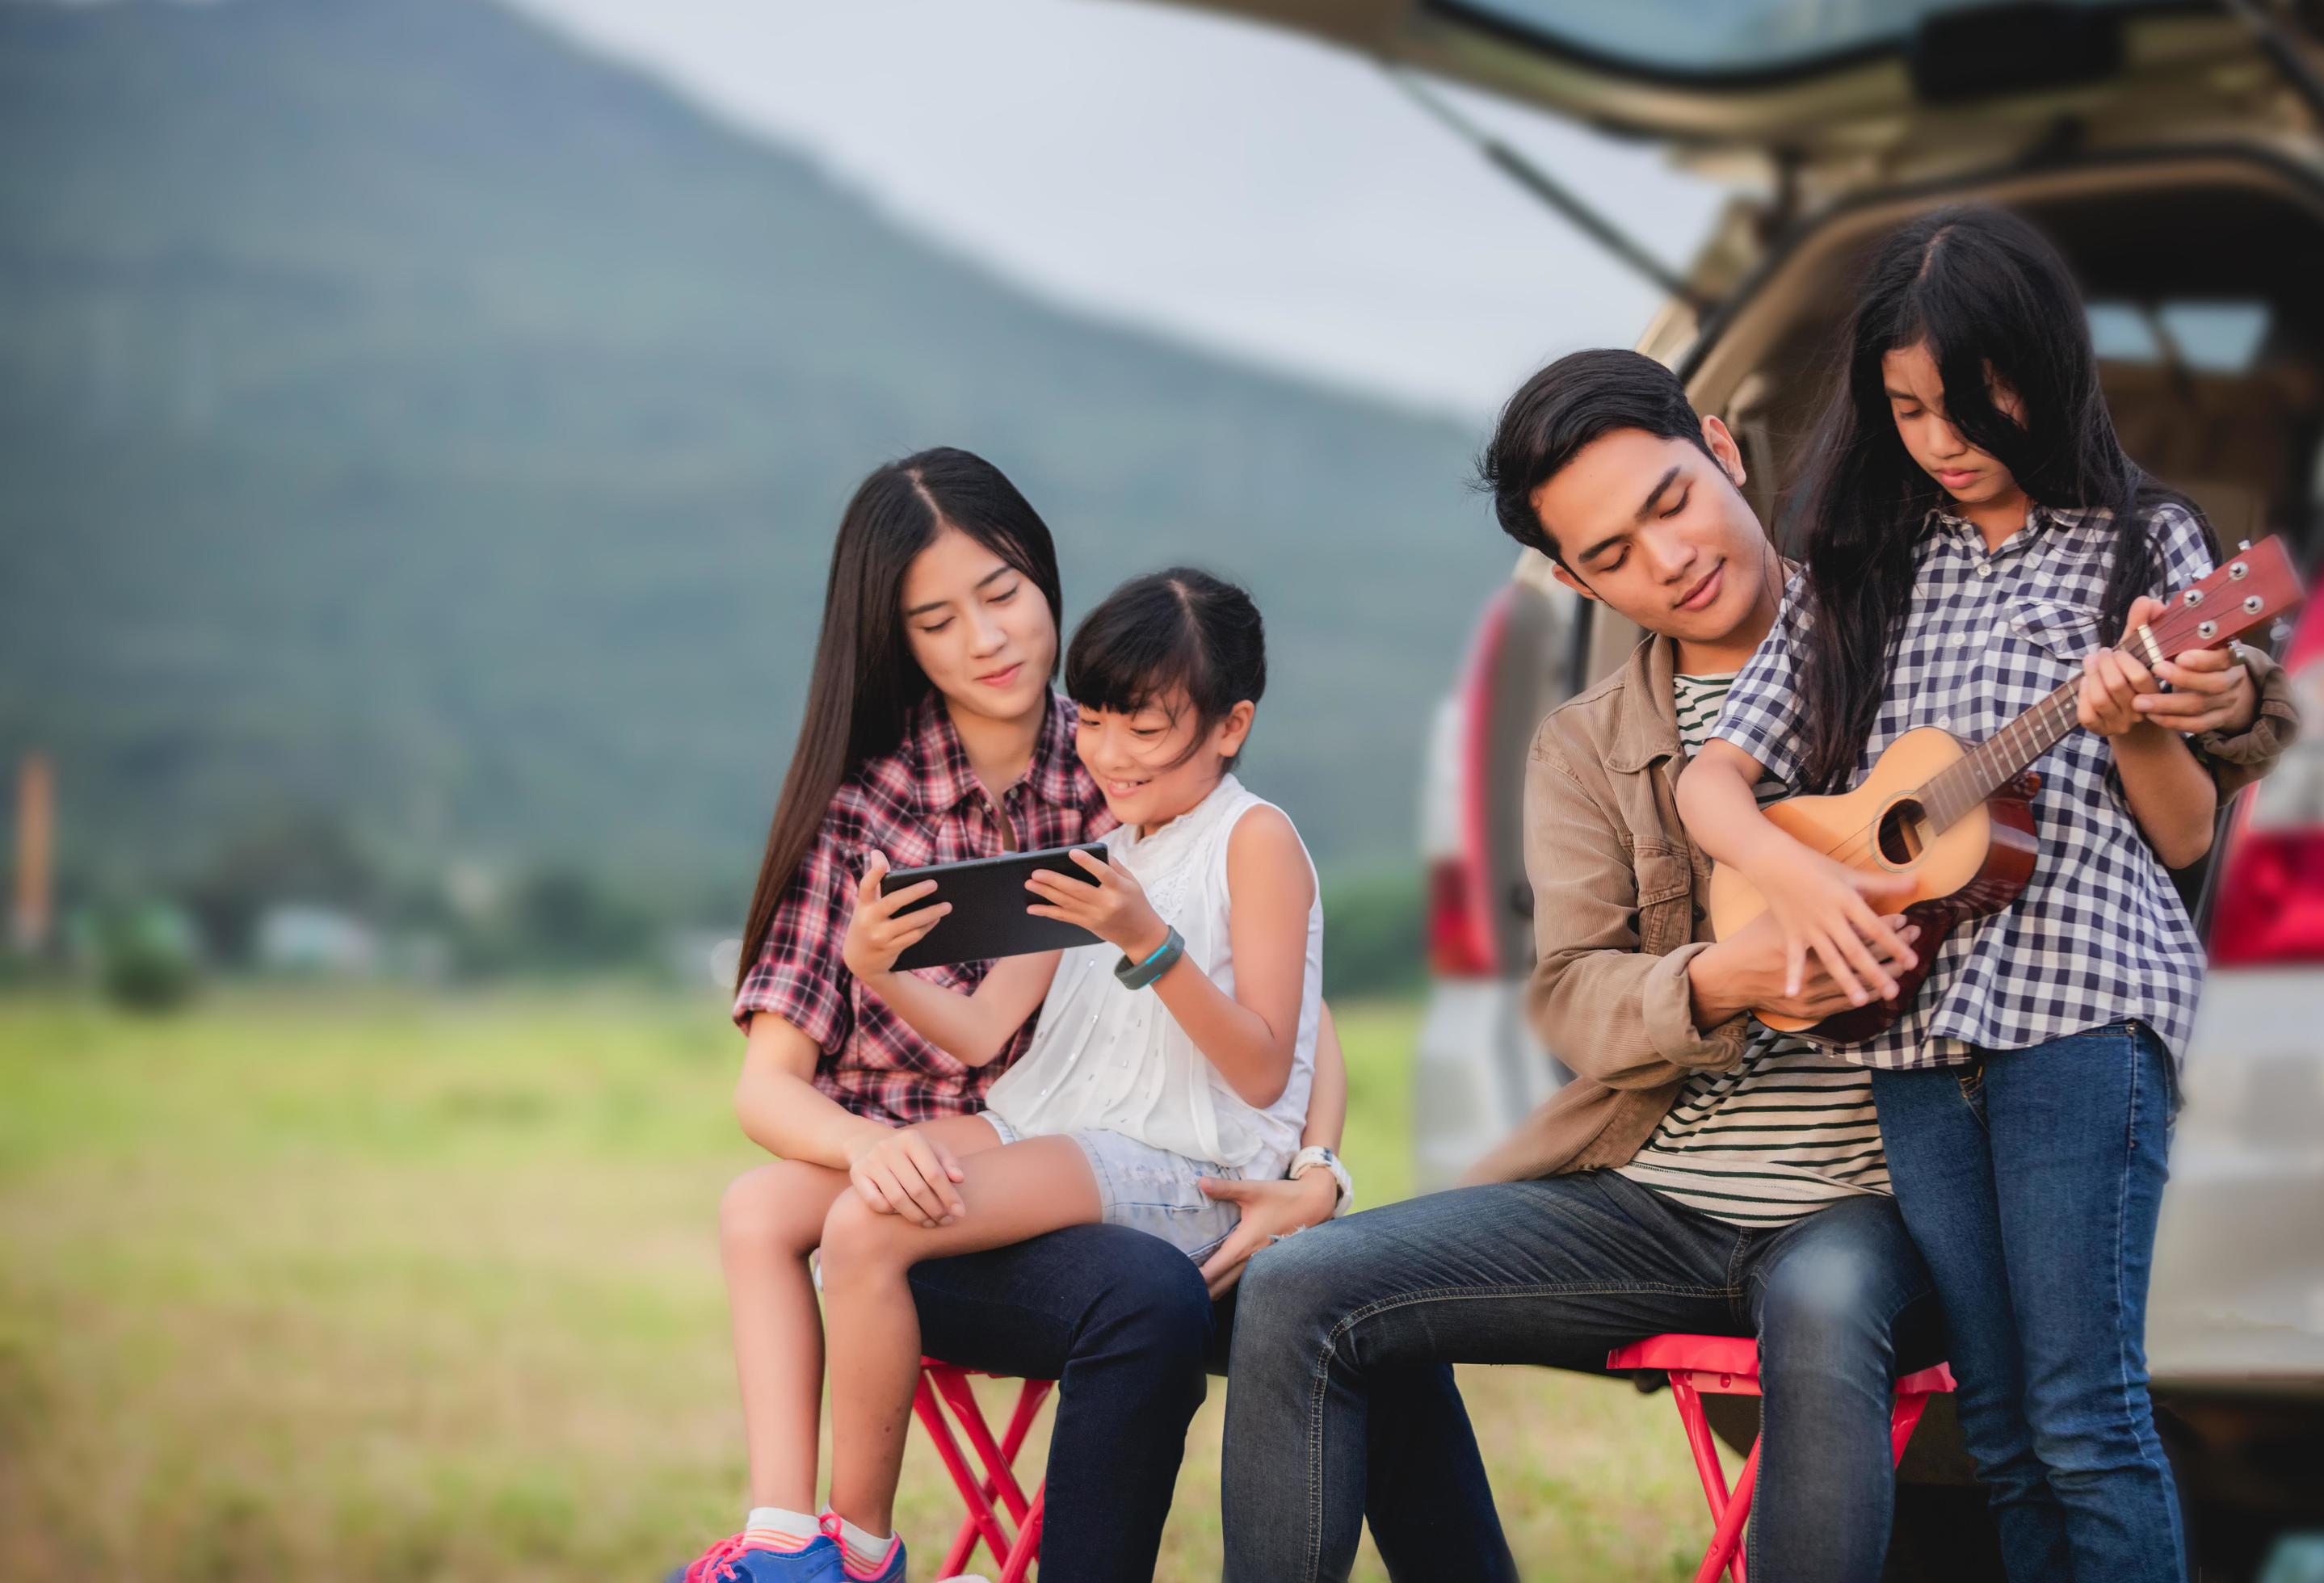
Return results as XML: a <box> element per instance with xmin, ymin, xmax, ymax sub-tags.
<box><xmin>1870</xmin><ymin>1022</ymin><xmax>2183</xmax><ymax>1583</ymax></box>
<box><xmin>907</xmin><ymin>1224</ymin><xmax>1491</xmax><ymax>1581</ymax></box>
<box><xmin>1220</xmin><ymin>1172</ymin><xmax>1942</xmax><ymax>1583</ymax></box>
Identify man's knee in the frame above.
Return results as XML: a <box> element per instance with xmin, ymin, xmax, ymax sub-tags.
<box><xmin>1079</xmin><ymin>1229</ymin><xmax>1212</xmax><ymax>1372</ymax></box>
<box><xmin>1235</xmin><ymin>1220</ymin><xmax>1375</xmax><ymax>1359</ymax></box>
<box><xmin>1758</xmin><ymin>1241</ymin><xmax>1900</xmax><ymax>1372</ymax></box>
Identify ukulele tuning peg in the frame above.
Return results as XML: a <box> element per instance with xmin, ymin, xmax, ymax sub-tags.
<box><xmin>2238</xmin><ymin>539</ymin><xmax>2253</xmax><ymax>552</ymax></box>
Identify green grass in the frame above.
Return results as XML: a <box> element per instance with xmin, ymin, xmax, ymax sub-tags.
<box><xmin>0</xmin><ymin>987</ymin><xmax>1704</xmax><ymax>1581</ymax></box>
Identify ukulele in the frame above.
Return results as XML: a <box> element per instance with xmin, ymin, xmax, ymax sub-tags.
<box><xmin>1707</xmin><ymin>535</ymin><xmax>2305</xmax><ymax>1043</ymax></box>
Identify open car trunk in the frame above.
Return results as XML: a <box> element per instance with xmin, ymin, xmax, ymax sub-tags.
<box><xmin>1569</xmin><ymin>148</ymin><xmax>2324</xmax><ymax>687</ymax></box>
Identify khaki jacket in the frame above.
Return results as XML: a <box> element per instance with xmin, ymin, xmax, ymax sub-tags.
<box><xmin>1464</xmin><ymin>628</ymin><xmax>2297</xmax><ymax>1188</ymax></box>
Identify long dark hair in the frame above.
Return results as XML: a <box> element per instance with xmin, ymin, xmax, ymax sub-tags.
<box><xmin>1790</xmin><ymin>204</ymin><xmax>2171</xmax><ymax>794</ymax></box>
<box><xmin>735</xmin><ymin>447</ymin><xmax>1063</xmax><ymax>993</ymax></box>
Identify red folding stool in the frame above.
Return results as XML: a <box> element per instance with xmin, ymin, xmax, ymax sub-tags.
<box><xmin>1605</xmin><ymin>1333</ymin><xmax>1956</xmax><ymax>1583</ymax></box>
<box><xmin>912</xmin><ymin>1357</ymin><xmax>1053</xmax><ymax>1583</ymax></box>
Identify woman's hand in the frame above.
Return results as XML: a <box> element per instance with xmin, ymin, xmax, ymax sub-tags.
<box><xmin>1024</xmin><ymin>848</ymin><xmax>1168</xmax><ymax>959</ymax></box>
<box><xmin>1193</xmin><ymin>1171</ymin><xmax>1340</xmax><ymax>1298</ymax></box>
<box><xmin>845</xmin><ymin>1124</ymin><xmax>967</xmax><ymax>1228</ymax></box>
<box><xmin>2079</xmin><ymin>622</ymin><xmax>2164</xmax><ymax>740</ymax></box>
<box><xmin>1739</xmin><ymin>848</ymin><xmax>1917</xmax><ymax>1006</ymax></box>
<box><xmin>840</xmin><ymin>851</ymin><xmax>951</xmax><ymax>980</ymax></box>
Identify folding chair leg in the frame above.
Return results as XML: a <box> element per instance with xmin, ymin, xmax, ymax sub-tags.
<box><xmin>997</xmin><ymin>1485</ymin><xmax>1044</xmax><ymax>1583</ymax></box>
<box><xmin>1670</xmin><ymin>1379</ymin><xmax>1734</xmax><ymax>1528</ymax></box>
<box><xmin>917</xmin><ymin>1365</ymin><xmax>1051</xmax><ymax>1581</ymax></box>
<box><xmin>914</xmin><ymin>1375</ymin><xmax>1011</xmax><ymax>1576</ymax></box>
<box><xmin>1889</xmin><ymin>1391</ymin><xmax>1931</xmax><ymax>1464</ymax></box>
<box><xmin>1699</xmin><ymin>1439</ymin><xmax>1757</xmax><ymax>1583</ymax></box>
<box><xmin>935</xmin><ymin>1371</ymin><xmax>1042</xmax><ymax>1527</ymax></box>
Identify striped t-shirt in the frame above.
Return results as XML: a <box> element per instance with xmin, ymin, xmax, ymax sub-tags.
<box><xmin>1613</xmin><ymin>671</ymin><xmax>1892</xmax><ymax>1229</ymax></box>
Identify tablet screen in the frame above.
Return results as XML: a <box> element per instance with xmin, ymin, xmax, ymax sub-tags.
<box><xmin>879</xmin><ymin>842</ymin><xmax>1109</xmax><ymax>971</ymax></box>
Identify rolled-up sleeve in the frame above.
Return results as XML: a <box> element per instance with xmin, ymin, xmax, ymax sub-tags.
<box><xmin>2148</xmin><ymin>506</ymin><xmax>2303</xmax><ymax>798</ymax></box>
<box><xmin>732</xmin><ymin>810</ymin><xmax>858</xmax><ymax>1049</ymax></box>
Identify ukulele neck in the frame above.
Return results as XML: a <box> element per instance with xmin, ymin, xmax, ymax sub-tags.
<box><xmin>1920</xmin><ymin>663</ymin><xmax>2105</xmax><ymax>831</ymax></box>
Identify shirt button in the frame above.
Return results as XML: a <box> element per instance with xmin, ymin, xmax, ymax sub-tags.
<box><xmin>1937</xmin><ymin>716</ymin><xmax>1952</xmax><ymax>729</ymax></box>
<box><xmin>1976</xmin><ymin>565</ymin><xmax>1992</xmax><ymax>577</ymax></box>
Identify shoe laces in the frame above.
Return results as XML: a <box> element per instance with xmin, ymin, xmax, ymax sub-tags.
<box><xmin>682</xmin><ymin>1534</ymin><xmax>754</xmax><ymax>1583</ymax></box>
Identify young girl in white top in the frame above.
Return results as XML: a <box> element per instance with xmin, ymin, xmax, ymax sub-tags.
<box><xmin>819</xmin><ymin>566</ymin><xmax>1322</xmax><ymax>1581</ymax></box>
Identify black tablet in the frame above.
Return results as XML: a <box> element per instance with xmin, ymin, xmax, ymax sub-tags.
<box><xmin>879</xmin><ymin>842</ymin><xmax>1110</xmax><ymax>971</ymax></box>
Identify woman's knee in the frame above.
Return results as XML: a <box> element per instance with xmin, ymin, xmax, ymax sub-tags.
<box><xmin>720</xmin><ymin>1160</ymin><xmax>839</xmax><ymax>1259</ymax></box>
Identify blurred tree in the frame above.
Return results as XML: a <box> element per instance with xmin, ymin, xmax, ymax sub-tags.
<box><xmin>91</xmin><ymin>899</ymin><xmax>200</xmax><ymax>1012</ymax></box>
<box><xmin>179</xmin><ymin>810</ymin><xmax>380</xmax><ymax>965</ymax></box>
<box><xmin>1320</xmin><ymin>865</ymin><xmax>1425</xmax><ymax>1002</ymax></box>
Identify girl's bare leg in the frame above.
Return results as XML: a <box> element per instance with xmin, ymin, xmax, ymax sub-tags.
<box><xmin>816</xmin><ymin>1128</ymin><xmax>1103</xmax><ymax>1536</ymax></box>
<box><xmin>718</xmin><ymin>1158</ymin><xmax>849</xmax><ymax>1512</ymax></box>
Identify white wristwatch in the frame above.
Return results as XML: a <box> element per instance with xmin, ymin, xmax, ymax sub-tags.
<box><xmin>1288</xmin><ymin>1145</ymin><xmax>1354</xmax><ymax>1217</ymax></box>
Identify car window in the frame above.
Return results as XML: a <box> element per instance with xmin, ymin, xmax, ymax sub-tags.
<box><xmin>1438</xmin><ymin>0</ymin><xmax>2174</xmax><ymax>78</ymax></box>
<box><xmin>2089</xmin><ymin>300</ymin><xmax>2273</xmax><ymax>373</ymax></box>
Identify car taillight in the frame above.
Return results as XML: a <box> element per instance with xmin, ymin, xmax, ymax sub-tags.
<box><xmin>2208</xmin><ymin>598</ymin><xmax>2324</xmax><ymax>968</ymax></box>
<box><xmin>1428</xmin><ymin>587</ymin><xmax>1513</xmax><ymax>979</ymax></box>
<box><xmin>1427</xmin><ymin>856</ymin><xmax>1496</xmax><ymax>976</ymax></box>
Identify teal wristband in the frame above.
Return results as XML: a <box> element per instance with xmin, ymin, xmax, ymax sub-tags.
<box><xmin>1114</xmin><ymin>926</ymin><xmax>1184</xmax><ymax>990</ymax></box>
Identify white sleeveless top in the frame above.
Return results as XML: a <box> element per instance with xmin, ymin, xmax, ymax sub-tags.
<box><xmin>982</xmin><ymin>774</ymin><xmax>1320</xmax><ymax>1177</ymax></box>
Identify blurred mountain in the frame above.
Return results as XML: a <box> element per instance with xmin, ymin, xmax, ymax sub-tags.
<box><xmin>0</xmin><ymin>0</ymin><xmax>1506</xmax><ymax>909</ymax></box>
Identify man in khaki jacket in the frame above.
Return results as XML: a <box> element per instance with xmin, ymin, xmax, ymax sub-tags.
<box><xmin>1220</xmin><ymin>350</ymin><xmax>2291</xmax><ymax>1583</ymax></box>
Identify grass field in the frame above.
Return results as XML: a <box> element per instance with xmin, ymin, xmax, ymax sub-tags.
<box><xmin>0</xmin><ymin>987</ymin><xmax>1705</xmax><ymax>1581</ymax></box>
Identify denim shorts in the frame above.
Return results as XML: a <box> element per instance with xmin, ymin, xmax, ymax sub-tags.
<box><xmin>982</xmin><ymin>1113</ymin><xmax>1249</xmax><ymax>1261</ymax></box>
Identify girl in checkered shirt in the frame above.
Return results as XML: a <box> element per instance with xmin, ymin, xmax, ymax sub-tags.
<box><xmin>1677</xmin><ymin>206</ymin><xmax>2284</xmax><ymax>1582</ymax></box>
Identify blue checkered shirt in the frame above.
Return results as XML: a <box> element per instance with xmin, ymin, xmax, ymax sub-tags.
<box><xmin>1713</xmin><ymin>502</ymin><xmax>2213</xmax><ymax>1068</ymax></box>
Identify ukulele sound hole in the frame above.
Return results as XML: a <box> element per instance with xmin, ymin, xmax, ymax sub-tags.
<box><xmin>1877</xmin><ymin>799</ymin><xmax>1930</xmax><ymax>866</ymax></box>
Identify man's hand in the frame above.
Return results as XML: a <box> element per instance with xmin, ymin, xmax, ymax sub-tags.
<box><xmin>846</xmin><ymin>1124</ymin><xmax>966</xmax><ymax>1228</ymax></box>
<box><xmin>1193</xmin><ymin>1172</ymin><xmax>1339</xmax><ymax>1299</ymax></box>
<box><xmin>1692</xmin><ymin>909</ymin><xmax>1922</xmax><ymax>1027</ymax></box>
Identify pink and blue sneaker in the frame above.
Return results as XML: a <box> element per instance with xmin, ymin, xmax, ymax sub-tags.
<box><xmin>825</xmin><ymin>1513</ymin><xmax>907</xmax><ymax>1583</ymax></box>
<box><xmin>667</xmin><ymin>1530</ymin><xmax>843</xmax><ymax>1583</ymax></box>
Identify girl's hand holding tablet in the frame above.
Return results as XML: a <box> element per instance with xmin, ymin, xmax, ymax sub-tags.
<box><xmin>840</xmin><ymin>851</ymin><xmax>952</xmax><ymax>979</ymax></box>
<box><xmin>1024</xmin><ymin>847</ymin><xmax>1169</xmax><ymax>961</ymax></box>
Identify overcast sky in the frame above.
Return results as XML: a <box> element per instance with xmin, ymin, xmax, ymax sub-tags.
<box><xmin>502</xmin><ymin>0</ymin><xmax>1730</xmax><ymax>419</ymax></box>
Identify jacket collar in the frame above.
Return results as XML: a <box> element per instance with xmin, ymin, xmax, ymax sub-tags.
<box><xmin>1601</xmin><ymin>552</ymin><xmax>1797</xmax><ymax>775</ymax></box>
<box><xmin>1603</xmin><ymin>631</ymin><xmax>1684</xmax><ymax>775</ymax></box>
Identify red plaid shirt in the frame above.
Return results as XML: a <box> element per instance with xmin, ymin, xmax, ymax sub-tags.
<box><xmin>734</xmin><ymin>690</ymin><xmax>1116</xmax><ymax>1124</ymax></box>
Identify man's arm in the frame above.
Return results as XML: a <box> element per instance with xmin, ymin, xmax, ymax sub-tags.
<box><xmin>2187</xmin><ymin>645</ymin><xmax>2301</xmax><ymax>800</ymax></box>
<box><xmin>1523</xmin><ymin>727</ymin><xmax>1746</xmax><ymax>1089</ymax></box>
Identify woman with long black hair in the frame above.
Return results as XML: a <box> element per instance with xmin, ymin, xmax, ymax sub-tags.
<box><xmin>674</xmin><ymin>447</ymin><xmax>1360</xmax><ymax>1583</ymax></box>
<box><xmin>1678</xmin><ymin>207</ymin><xmax>2290</xmax><ymax>1580</ymax></box>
